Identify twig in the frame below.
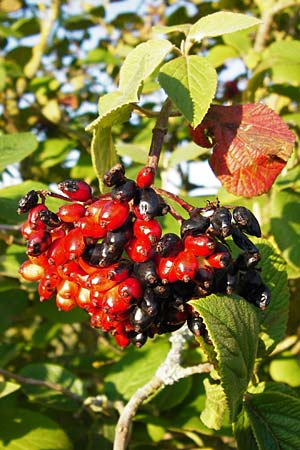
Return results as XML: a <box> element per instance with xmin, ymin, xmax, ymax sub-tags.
<box><xmin>113</xmin><ymin>325</ymin><xmax>213</xmax><ymax>450</ymax></box>
<box><xmin>0</xmin><ymin>367</ymin><xmax>83</xmax><ymax>403</ymax></box>
<box><xmin>153</xmin><ymin>186</ymin><xmax>194</xmax><ymax>214</ymax></box>
<box><xmin>133</xmin><ymin>103</ymin><xmax>181</xmax><ymax>119</ymax></box>
<box><xmin>146</xmin><ymin>97</ymin><xmax>173</xmax><ymax>172</ymax></box>
<box><xmin>254</xmin><ymin>1</ymin><xmax>299</xmax><ymax>52</ymax></box>
<box><xmin>0</xmin><ymin>224</ymin><xmax>22</xmax><ymax>232</ymax></box>
<box><xmin>24</xmin><ymin>0</ymin><xmax>60</xmax><ymax>79</ymax></box>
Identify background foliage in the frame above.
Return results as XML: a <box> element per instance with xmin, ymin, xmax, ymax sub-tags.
<box><xmin>0</xmin><ymin>1</ymin><xmax>299</xmax><ymax>449</ymax></box>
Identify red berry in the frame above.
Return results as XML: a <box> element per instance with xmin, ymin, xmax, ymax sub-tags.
<box><xmin>102</xmin><ymin>287</ymin><xmax>130</xmax><ymax>315</ymax></box>
<box><xmin>44</xmin><ymin>266</ymin><xmax>61</xmax><ymax>288</ymax></box>
<box><xmin>76</xmin><ymin>216</ymin><xmax>107</xmax><ymax>238</ymax></box>
<box><xmin>86</xmin><ymin>269</ymin><xmax>117</xmax><ymax>292</ymax></box>
<box><xmin>57</xmin><ymin>203</ymin><xmax>86</xmax><ymax>222</ymax></box>
<box><xmin>133</xmin><ymin>218</ymin><xmax>162</xmax><ymax>245</ymax></box>
<box><xmin>125</xmin><ymin>237</ymin><xmax>152</xmax><ymax>263</ymax></box>
<box><xmin>56</xmin><ymin>293</ymin><xmax>76</xmax><ymax>311</ymax></box>
<box><xmin>38</xmin><ymin>278</ymin><xmax>56</xmax><ymax>301</ymax></box>
<box><xmin>98</xmin><ymin>200</ymin><xmax>129</xmax><ymax>231</ymax></box>
<box><xmin>26</xmin><ymin>230</ymin><xmax>52</xmax><ymax>256</ymax></box>
<box><xmin>174</xmin><ymin>250</ymin><xmax>198</xmax><ymax>282</ymax></box>
<box><xmin>85</xmin><ymin>199</ymin><xmax>107</xmax><ymax>220</ymax></box>
<box><xmin>207</xmin><ymin>251</ymin><xmax>231</xmax><ymax>269</ymax></box>
<box><xmin>19</xmin><ymin>259</ymin><xmax>45</xmax><ymax>281</ymax></box>
<box><xmin>118</xmin><ymin>277</ymin><xmax>143</xmax><ymax>301</ymax></box>
<box><xmin>157</xmin><ymin>255</ymin><xmax>177</xmax><ymax>284</ymax></box>
<box><xmin>63</xmin><ymin>228</ymin><xmax>86</xmax><ymax>259</ymax></box>
<box><xmin>76</xmin><ymin>287</ymin><xmax>91</xmax><ymax>309</ymax></box>
<box><xmin>28</xmin><ymin>204</ymin><xmax>48</xmax><ymax>230</ymax></box>
<box><xmin>21</xmin><ymin>220</ymin><xmax>36</xmax><ymax>239</ymax></box>
<box><xmin>136</xmin><ymin>166</ymin><xmax>155</xmax><ymax>188</ymax></box>
<box><xmin>107</xmin><ymin>260</ymin><xmax>132</xmax><ymax>282</ymax></box>
<box><xmin>184</xmin><ymin>234</ymin><xmax>216</xmax><ymax>257</ymax></box>
<box><xmin>47</xmin><ymin>237</ymin><xmax>69</xmax><ymax>266</ymax></box>
<box><xmin>114</xmin><ymin>333</ymin><xmax>130</xmax><ymax>347</ymax></box>
<box><xmin>57</xmin><ymin>279</ymin><xmax>79</xmax><ymax>299</ymax></box>
<box><xmin>58</xmin><ymin>179</ymin><xmax>92</xmax><ymax>202</ymax></box>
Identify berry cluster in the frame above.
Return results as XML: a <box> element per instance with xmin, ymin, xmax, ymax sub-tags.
<box><xmin>18</xmin><ymin>164</ymin><xmax>270</xmax><ymax>348</ymax></box>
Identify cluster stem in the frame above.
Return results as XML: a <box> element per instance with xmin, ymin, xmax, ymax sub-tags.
<box><xmin>146</xmin><ymin>97</ymin><xmax>173</xmax><ymax>173</ymax></box>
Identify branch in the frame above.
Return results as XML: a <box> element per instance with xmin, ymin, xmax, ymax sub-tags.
<box><xmin>24</xmin><ymin>0</ymin><xmax>60</xmax><ymax>79</ymax></box>
<box><xmin>133</xmin><ymin>103</ymin><xmax>181</xmax><ymax>119</ymax></box>
<box><xmin>113</xmin><ymin>325</ymin><xmax>213</xmax><ymax>450</ymax></box>
<box><xmin>146</xmin><ymin>97</ymin><xmax>173</xmax><ymax>172</ymax></box>
<box><xmin>0</xmin><ymin>367</ymin><xmax>83</xmax><ymax>403</ymax></box>
<box><xmin>254</xmin><ymin>1</ymin><xmax>299</xmax><ymax>52</ymax></box>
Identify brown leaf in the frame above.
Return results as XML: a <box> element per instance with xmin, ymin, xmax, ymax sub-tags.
<box><xmin>190</xmin><ymin>103</ymin><xmax>295</xmax><ymax>197</ymax></box>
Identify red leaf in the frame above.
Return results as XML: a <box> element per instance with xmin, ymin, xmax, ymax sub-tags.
<box><xmin>190</xmin><ymin>103</ymin><xmax>295</xmax><ymax>197</ymax></box>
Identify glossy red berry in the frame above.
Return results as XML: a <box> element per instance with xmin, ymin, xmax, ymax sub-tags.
<box><xmin>136</xmin><ymin>166</ymin><xmax>155</xmax><ymax>188</ymax></box>
<box><xmin>174</xmin><ymin>250</ymin><xmax>198</xmax><ymax>282</ymax></box>
<box><xmin>58</xmin><ymin>179</ymin><xmax>92</xmax><ymax>202</ymax></box>
<box><xmin>207</xmin><ymin>251</ymin><xmax>231</xmax><ymax>269</ymax></box>
<box><xmin>98</xmin><ymin>200</ymin><xmax>129</xmax><ymax>231</ymax></box>
<box><xmin>118</xmin><ymin>277</ymin><xmax>143</xmax><ymax>301</ymax></box>
<box><xmin>56</xmin><ymin>293</ymin><xmax>76</xmax><ymax>311</ymax></box>
<box><xmin>184</xmin><ymin>234</ymin><xmax>216</xmax><ymax>257</ymax></box>
<box><xmin>57</xmin><ymin>203</ymin><xmax>86</xmax><ymax>222</ymax></box>
<box><xmin>28</xmin><ymin>204</ymin><xmax>48</xmax><ymax>230</ymax></box>
<box><xmin>19</xmin><ymin>259</ymin><xmax>45</xmax><ymax>281</ymax></box>
<box><xmin>38</xmin><ymin>278</ymin><xmax>56</xmax><ymax>301</ymax></box>
<box><xmin>86</xmin><ymin>269</ymin><xmax>117</xmax><ymax>292</ymax></box>
<box><xmin>57</xmin><ymin>279</ymin><xmax>79</xmax><ymax>299</ymax></box>
<box><xmin>76</xmin><ymin>216</ymin><xmax>107</xmax><ymax>238</ymax></box>
<box><xmin>157</xmin><ymin>255</ymin><xmax>177</xmax><ymax>284</ymax></box>
<box><xmin>125</xmin><ymin>237</ymin><xmax>152</xmax><ymax>263</ymax></box>
<box><xmin>21</xmin><ymin>220</ymin><xmax>36</xmax><ymax>239</ymax></box>
<box><xmin>133</xmin><ymin>218</ymin><xmax>162</xmax><ymax>245</ymax></box>
<box><xmin>47</xmin><ymin>237</ymin><xmax>69</xmax><ymax>266</ymax></box>
<box><xmin>63</xmin><ymin>228</ymin><xmax>86</xmax><ymax>259</ymax></box>
<box><xmin>27</xmin><ymin>230</ymin><xmax>52</xmax><ymax>256</ymax></box>
<box><xmin>75</xmin><ymin>287</ymin><xmax>91</xmax><ymax>309</ymax></box>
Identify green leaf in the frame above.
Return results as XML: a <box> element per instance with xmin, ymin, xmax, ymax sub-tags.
<box><xmin>223</xmin><ymin>28</ymin><xmax>254</xmax><ymax>55</ymax></box>
<box><xmin>149</xmin><ymin>377</ymin><xmax>192</xmax><ymax>411</ymax></box>
<box><xmin>0</xmin><ymin>289</ymin><xmax>28</xmax><ymax>333</ymax></box>
<box><xmin>116</xmin><ymin>143</ymin><xmax>148</xmax><ymax>165</ymax></box>
<box><xmin>105</xmin><ymin>336</ymin><xmax>169</xmax><ymax>401</ymax></box>
<box><xmin>234</xmin><ymin>407</ymin><xmax>259</xmax><ymax>450</ymax></box>
<box><xmin>0</xmin><ymin>407</ymin><xmax>73</xmax><ymax>450</ymax></box>
<box><xmin>35</xmin><ymin>138</ymin><xmax>75</xmax><ymax>169</ymax></box>
<box><xmin>244</xmin><ymin>392</ymin><xmax>300</xmax><ymax>450</ymax></box>
<box><xmin>0</xmin><ymin>381</ymin><xmax>20</xmax><ymax>399</ymax></box>
<box><xmin>0</xmin><ymin>133</ymin><xmax>38</xmax><ymax>172</ymax></box>
<box><xmin>86</xmin><ymin>91</ymin><xmax>133</xmax><ymax>131</ymax></box>
<box><xmin>254</xmin><ymin>238</ymin><xmax>289</xmax><ymax>353</ymax></box>
<box><xmin>119</xmin><ymin>39</ymin><xmax>173</xmax><ymax>99</ymax></box>
<box><xmin>158</xmin><ymin>55</ymin><xmax>217</xmax><ymax>128</ymax></box>
<box><xmin>153</xmin><ymin>24</ymin><xmax>191</xmax><ymax>36</ymax></box>
<box><xmin>206</xmin><ymin>45</ymin><xmax>239</xmax><ymax>68</ymax></box>
<box><xmin>190</xmin><ymin>294</ymin><xmax>259</xmax><ymax>420</ymax></box>
<box><xmin>200</xmin><ymin>377</ymin><xmax>228</xmax><ymax>430</ymax></box>
<box><xmin>168</xmin><ymin>142</ymin><xmax>209</xmax><ymax>167</ymax></box>
<box><xmin>19</xmin><ymin>363</ymin><xmax>85</xmax><ymax>411</ymax></box>
<box><xmin>187</xmin><ymin>12</ymin><xmax>261</xmax><ymax>42</ymax></box>
<box><xmin>269</xmin><ymin>351</ymin><xmax>300</xmax><ymax>387</ymax></box>
<box><xmin>91</xmin><ymin>126</ymin><xmax>118</xmax><ymax>193</ymax></box>
<box><xmin>270</xmin><ymin>189</ymin><xmax>300</xmax><ymax>279</ymax></box>
<box><xmin>0</xmin><ymin>244</ymin><xmax>26</xmax><ymax>278</ymax></box>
